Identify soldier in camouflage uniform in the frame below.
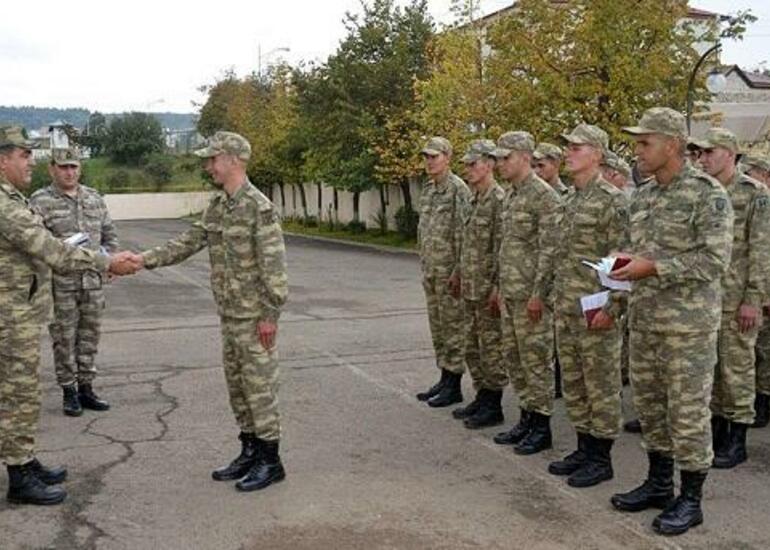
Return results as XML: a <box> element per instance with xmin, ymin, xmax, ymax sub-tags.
<box><xmin>416</xmin><ymin>137</ymin><xmax>472</xmax><ymax>408</ymax></box>
<box><xmin>691</xmin><ymin>128</ymin><xmax>770</xmax><ymax>468</ymax></box>
<box><xmin>0</xmin><ymin>126</ymin><xmax>134</xmax><ymax>505</ymax></box>
<box><xmin>30</xmin><ymin>148</ymin><xmax>118</xmax><ymax>417</ymax></box>
<box><xmin>533</xmin><ymin>143</ymin><xmax>570</xmax><ymax>196</ymax></box>
<box><xmin>451</xmin><ymin>140</ymin><xmax>508</xmax><ymax>429</ymax></box>
<box><xmin>489</xmin><ymin>132</ymin><xmax>561</xmax><ymax>455</ymax></box>
<box><xmin>546</xmin><ymin>124</ymin><xmax>628</xmax><ymax>488</ymax></box>
<box><xmin>610</xmin><ymin>108</ymin><xmax>734</xmax><ymax>536</ymax></box>
<box><xmin>137</xmin><ymin>131</ymin><xmax>289</xmax><ymax>493</ymax></box>
<box><xmin>601</xmin><ymin>151</ymin><xmax>634</xmax><ymax>196</ymax></box>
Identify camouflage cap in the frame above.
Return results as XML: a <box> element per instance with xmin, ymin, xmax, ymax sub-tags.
<box><xmin>560</xmin><ymin>123</ymin><xmax>609</xmax><ymax>152</ymax></box>
<box><xmin>602</xmin><ymin>151</ymin><xmax>632</xmax><ymax>178</ymax></box>
<box><xmin>194</xmin><ymin>131</ymin><xmax>252</xmax><ymax>161</ymax></box>
<box><xmin>533</xmin><ymin>142</ymin><xmax>563</xmax><ymax>161</ymax></box>
<box><xmin>742</xmin><ymin>155</ymin><xmax>770</xmax><ymax>173</ymax></box>
<box><xmin>622</xmin><ymin>107</ymin><xmax>687</xmax><ymax>138</ymax></box>
<box><xmin>51</xmin><ymin>147</ymin><xmax>81</xmax><ymax>166</ymax></box>
<box><xmin>461</xmin><ymin>139</ymin><xmax>497</xmax><ymax>163</ymax></box>
<box><xmin>421</xmin><ymin>136</ymin><xmax>452</xmax><ymax>156</ymax></box>
<box><xmin>688</xmin><ymin>127</ymin><xmax>739</xmax><ymax>153</ymax></box>
<box><xmin>0</xmin><ymin>125</ymin><xmax>34</xmax><ymax>150</ymax></box>
<box><xmin>492</xmin><ymin>131</ymin><xmax>535</xmax><ymax>158</ymax></box>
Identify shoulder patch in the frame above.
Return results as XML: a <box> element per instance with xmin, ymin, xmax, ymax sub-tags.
<box><xmin>756</xmin><ymin>196</ymin><xmax>769</xmax><ymax>210</ymax></box>
<box><xmin>714</xmin><ymin>197</ymin><xmax>728</xmax><ymax>212</ymax></box>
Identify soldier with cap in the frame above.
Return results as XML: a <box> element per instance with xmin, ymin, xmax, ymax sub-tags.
<box><xmin>134</xmin><ymin>131</ymin><xmax>289</xmax><ymax>493</ymax></box>
<box><xmin>416</xmin><ymin>137</ymin><xmax>472</xmax><ymax>408</ymax></box>
<box><xmin>691</xmin><ymin>128</ymin><xmax>770</xmax><ymax>468</ymax></box>
<box><xmin>546</xmin><ymin>124</ymin><xmax>628</xmax><ymax>487</ymax></box>
<box><xmin>30</xmin><ymin>148</ymin><xmax>119</xmax><ymax>417</ymax></box>
<box><xmin>0</xmin><ymin>126</ymin><xmax>137</xmax><ymax>505</ymax></box>
<box><xmin>610</xmin><ymin>108</ymin><xmax>733</xmax><ymax>536</ymax></box>
<box><xmin>451</xmin><ymin>139</ymin><xmax>508</xmax><ymax>429</ymax></box>
<box><xmin>601</xmin><ymin>151</ymin><xmax>634</xmax><ymax>195</ymax></box>
<box><xmin>741</xmin><ymin>155</ymin><xmax>770</xmax><ymax>186</ymax></box>
<box><xmin>489</xmin><ymin>131</ymin><xmax>561</xmax><ymax>455</ymax></box>
<box><xmin>533</xmin><ymin>143</ymin><xmax>570</xmax><ymax>196</ymax></box>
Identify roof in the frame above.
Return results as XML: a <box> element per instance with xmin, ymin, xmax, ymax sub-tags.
<box><xmin>723</xmin><ymin>65</ymin><xmax>770</xmax><ymax>89</ymax></box>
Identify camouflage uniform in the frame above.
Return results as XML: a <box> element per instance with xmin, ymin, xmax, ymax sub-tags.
<box><xmin>141</xmin><ymin>133</ymin><xmax>288</xmax><ymax>442</ymax></box>
<box><xmin>757</xmin><ymin>317</ymin><xmax>770</xmax><ymax>396</ymax></box>
<box><xmin>418</xmin><ymin>138</ymin><xmax>472</xmax><ymax>376</ymax></box>
<box><xmin>534</xmin><ymin>143</ymin><xmax>569</xmax><ymax>196</ymax></box>
<box><xmin>30</xmin><ymin>152</ymin><xmax>119</xmax><ymax>388</ymax></box>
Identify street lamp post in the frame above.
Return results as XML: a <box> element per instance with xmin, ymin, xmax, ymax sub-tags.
<box><xmin>258</xmin><ymin>45</ymin><xmax>291</xmax><ymax>77</ymax></box>
<box><xmin>685</xmin><ymin>42</ymin><xmax>726</xmax><ymax>135</ymax></box>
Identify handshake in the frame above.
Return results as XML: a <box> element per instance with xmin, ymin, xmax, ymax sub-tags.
<box><xmin>108</xmin><ymin>251</ymin><xmax>145</xmax><ymax>276</ymax></box>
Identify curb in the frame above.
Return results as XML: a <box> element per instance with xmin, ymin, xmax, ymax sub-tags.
<box><xmin>285</xmin><ymin>231</ymin><xmax>418</xmax><ymax>256</ymax></box>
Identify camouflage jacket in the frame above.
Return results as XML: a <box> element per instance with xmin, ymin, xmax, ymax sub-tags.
<box><xmin>553</xmin><ymin>172</ymin><xmax>628</xmax><ymax>319</ymax></box>
<box><xmin>552</xmin><ymin>177</ymin><xmax>570</xmax><ymax>196</ymax></box>
<box><xmin>459</xmin><ymin>182</ymin><xmax>504</xmax><ymax>302</ymax></box>
<box><xmin>627</xmin><ymin>163</ymin><xmax>733</xmax><ymax>333</ymax></box>
<box><xmin>418</xmin><ymin>171</ymin><xmax>471</xmax><ymax>279</ymax></box>
<box><xmin>30</xmin><ymin>183</ymin><xmax>119</xmax><ymax>291</ymax></box>
<box><xmin>0</xmin><ymin>176</ymin><xmax>109</xmax><ymax>326</ymax></box>
<box><xmin>721</xmin><ymin>171</ymin><xmax>770</xmax><ymax>311</ymax></box>
<box><xmin>141</xmin><ymin>181</ymin><xmax>288</xmax><ymax>322</ymax></box>
<box><xmin>498</xmin><ymin>171</ymin><xmax>562</xmax><ymax>302</ymax></box>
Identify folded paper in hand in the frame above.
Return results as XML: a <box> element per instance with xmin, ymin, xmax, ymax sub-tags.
<box><xmin>581</xmin><ymin>256</ymin><xmax>631</xmax><ymax>291</ymax></box>
<box><xmin>64</xmin><ymin>232</ymin><xmax>91</xmax><ymax>248</ymax></box>
<box><xmin>581</xmin><ymin>290</ymin><xmax>610</xmax><ymax>327</ymax></box>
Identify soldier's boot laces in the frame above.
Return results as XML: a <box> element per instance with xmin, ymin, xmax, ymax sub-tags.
<box><xmin>623</xmin><ymin>418</ymin><xmax>642</xmax><ymax>433</ymax></box>
<box><xmin>236</xmin><ymin>439</ymin><xmax>286</xmax><ymax>492</ymax></box>
<box><xmin>610</xmin><ymin>452</ymin><xmax>674</xmax><ymax>512</ymax></box>
<box><xmin>494</xmin><ymin>409</ymin><xmax>531</xmax><ymax>445</ymax></box>
<box><xmin>514</xmin><ymin>412</ymin><xmax>552</xmax><ymax>455</ymax></box>
<box><xmin>464</xmin><ymin>389</ymin><xmax>504</xmax><ymax>429</ymax></box>
<box><xmin>752</xmin><ymin>393</ymin><xmax>769</xmax><ymax>428</ymax></box>
<box><xmin>28</xmin><ymin>459</ymin><xmax>67</xmax><ymax>485</ymax></box>
<box><xmin>427</xmin><ymin>371</ymin><xmax>463</xmax><ymax>408</ymax></box>
<box><xmin>548</xmin><ymin>431</ymin><xmax>590</xmax><ymax>476</ymax></box>
<box><xmin>452</xmin><ymin>390</ymin><xmax>484</xmax><ymax>419</ymax></box>
<box><xmin>567</xmin><ymin>436</ymin><xmax>613</xmax><ymax>487</ymax></box>
<box><xmin>62</xmin><ymin>385</ymin><xmax>83</xmax><ymax>417</ymax></box>
<box><xmin>6</xmin><ymin>463</ymin><xmax>67</xmax><ymax>506</ymax></box>
<box><xmin>652</xmin><ymin>470</ymin><xmax>707</xmax><ymax>536</ymax></box>
<box><xmin>417</xmin><ymin>369</ymin><xmax>449</xmax><ymax>402</ymax></box>
<box><xmin>212</xmin><ymin>432</ymin><xmax>261</xmax><ymax>481</ymax></box>
<box><xmin>78</xmin><ymin>383</ymin><xmax>110</xmax><ymax>411</ymax></box>
<box><xmin>712</xmin><ymin>421</ymin><xmax>749</xmax><ymax>469</ymax></box>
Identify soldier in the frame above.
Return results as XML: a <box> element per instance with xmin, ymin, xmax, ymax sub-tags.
<box><xmin>692</xmin><ymin>129</ymin><xmax>770</xmax><ymax>468</ymax></box>
<box><xmin>30</xmin><ymin>148</ymin><xmax>119</xmax><ymax>417</ymax></box>
<box><xmin>490</xmin><ymin>132</ymin><xmax>561</xmax><ymax>455</ymax></box>
<box><xmin>415</xmin><ymin>137</ymin><xmax>472</xmax><ymax>408</ymax></box>
<box><xmin>610</xmin><ymin>108</ymin><xmax>733</xmax><ymax>536</ymax></box>
<box><xmin>0</xmin><ymin>126</ymin><xmax>136</xmax><ymax>505</ymax></box>
<box><xmin>451</xmin><ymin>140</ymin><xmax>508</xmax><ymax>429</ymax></box>
<box><xmin>533</xmin><ymin>143</ymin><xmax>569</xmax><ymax>196</ymax></box>
<box><xmin>601</xmin><ymin>151</ymin><xmax>634</xmax><ymax>195</ymax></box>
<box><xmin>547</xmin><ymin>124</ymin><xmax>628</xmax><ymax>487</ymax></box>
<box><xmin>135</xmin><ymin>131</ymin><xmax>289</xmax><ymax>493</ymax></box>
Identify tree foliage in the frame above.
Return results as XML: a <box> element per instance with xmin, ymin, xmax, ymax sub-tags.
<box><xmin>104</xmin><ymin>112</ymin><xmax>165</xmax><ymax>165</ymax></box>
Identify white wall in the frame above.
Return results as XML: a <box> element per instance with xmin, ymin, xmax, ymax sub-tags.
<box><xmin>105</xmin><ymin>192</ymin><xmax>214</xmax><ymax>220</ymax></box>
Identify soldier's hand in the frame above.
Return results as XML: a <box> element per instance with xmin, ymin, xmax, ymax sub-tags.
<box><xmin>488</xmin><ymin>289</ymin><xmax>501</xmax><ymax>317</ymax></box>
<box><xmin>526</xmin><ymin>297</ymin><xmax>544</xmax><ymax>323</ymax></box>
<box><xmin>109</xmin><ymin>251</ymin><xmax>143</xmax><ymax>276</ymax></box>
<box><xmin>609</xmin><ymin>256</ymin><xmax>657</xmax><ymax>281</ymax></box>
<box><xmin>737</xmin><ymin>304</ymin><xmax>760</xmax><ymax>333</ymax></box>
<box><xmin>257</xmin><ymin>321</ymin><xmax>278</xmax><ymax>350</ymax></box>
<box><xmin>589</xmin><ymin>309</ymin><xmax>615</xmax><ymax>330</ymax></box>
<box><xmin>447</xmin><ymin>273</ymin><xmax>461</xmax><ymax>299</ymax></box>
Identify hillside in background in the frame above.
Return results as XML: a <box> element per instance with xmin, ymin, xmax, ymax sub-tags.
<box><xmin>0</xmin><ymin>106</ymin><xmax>197</xmax><ymax>131</ymax></box>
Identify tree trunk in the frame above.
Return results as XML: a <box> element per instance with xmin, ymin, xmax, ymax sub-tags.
<box><xmin>333</xmin><ymin>188</ymin><xmax>339</xmax><ymax>227</ymax></box>
<box><xmin>400</xmin><ymin>180</ymin><xmax>413</xmax><ymax>211</ymax></box>
<box><xmin>378</xmin><ymin>184</ymin><xmax>387</xmax><ymax>234</ymax></box>
<box><xmin>297</xmin><ymin>183</ymin><xmax>308</xmax><ymax>220</ymax></box>
<box><xmin>278</xmin><ymin>183</ymin><xmax>286</xmax><ymax>215</ymax></box>
<box><xmin>317</xmin><ymin>182</ymin><xmax>323</xmax><ymax>219</ymax></box>
<box><xmin>352</xmin><ymin>191</ymin><xmax>360</xmax><ymax>223</ymax></box>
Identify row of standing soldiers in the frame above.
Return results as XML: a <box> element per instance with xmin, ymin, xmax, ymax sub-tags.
<box><xmin>414</xmin><ymin>106</ymin><xmax>770</xmax><ymax>537</ymax></box>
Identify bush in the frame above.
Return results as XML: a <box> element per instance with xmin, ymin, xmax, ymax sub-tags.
<box><xmin>372</xmin><ymin>209</ymin><xmax>388</xmax><ymax>234</ymax></box>
<box><xmin>143</xmin><ymin>154</ymin><xmax>174</xmax><ymax>189</ymax></box>
<box><xmin>394</xmin><ymin>206</ymin><xmax>419</xmax><ymax>239</ymax></box>
<box><xmin>302</xmin><ymin>215</ymin><xmax>319</xmax><ymax>228</ymax></box>
<box><xmin>104</xmin><ymin>169</ymin><xmax>133</xmax><ymax>192</ymax></box>
<box><xmin>347</xmin><ymin>220</ymin><xmax>367</xmax><ymax>234</ymax></box>
<box><xmin>28</xmin><ymin>161</ymin><xmax>51</xmax><ymax>195</ymax></box>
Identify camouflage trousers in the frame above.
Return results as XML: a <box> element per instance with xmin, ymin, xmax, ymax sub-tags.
<box><xmin>464</xmin><ymin>299</ymin><xmax>508</xmax><ymax>392</ymax></box>
<box><xmin>620</xmin><ymin>315</ymin><xmax>630</xmax><ymax>384</ymax></box>
<box><xmin>221</xmin><ymin>317</ymin><xmax>280</xmax><ymax>441</ymax></box>
<box><xmin>755</xmin><ymin>315</ymin><xmax>770</xmax><ymax>396</ymax></box>
<box><xmin>0</xmin><ymin>323</ymin><xmax>42</xmax><ymax>466</ymax></box>
<box><xmin>630</xmin><ymin>330</ymin><xmax>715</xmax><ymax>472</ymax></box>
<box><xmin>422</xmin><ymin>275</ymin><xmax>465</xmax><ymax>375</ymax></box>
<box><xmin>712</xmin><ymin>313</ymin><xmax>758</xmax><ymax>424</ymax></box>
<box><xmin>556</xmin><ymin>316</ymin><xmax>622</xmax><ymax>439</ymax></box>
<box><xmin>49</xmin><ymin>288</ymin><xmax>105</xmax><ymax>387</ymax></box>
<box><xmin>501</xmin><ymin>298</ymin><xmax>554</xmax><ymax>416</ymax></box>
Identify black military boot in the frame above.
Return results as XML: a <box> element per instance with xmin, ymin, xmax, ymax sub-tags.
<box><xmin>452</xmin><ymin>389</ymin><xmax>484</xmax><ymax>419</ymax></box>
<box><xmin>6</xmin><ymin>463</ymin><xmax>67</xmax><ymax>505</ymax></box>
<box><xmin>464</xmin><ymin>389</ymin><xmax>504</xmax><ymax>429</ymax></box>
<box><xmin>752</xmin><ymin>393</ymin><xmax>769</xmax><ymax>428</ymax></box>
<box><xmin>568</xmin><ymin>436</ymin><xmax>614</xmax><ymax>487</ymax></box>
<box><xmin>548</xmin><ymin>432</ymin><xmax>590</xmax><ymax>476</ymax></box>
<box><xmin>711</xmin><ymin>415</ymin><xmax>729</xmax><ymax>456</ymax></box>
<box><xmin>623</xmin><ymin>418</ymin><xmax>642</xmax><ymax>433</ymax></box>
<box><xmin>514</xmin><ymin>412</ymin><xmax>552</xmax><ymax>455</ymax></box>
<box><xmin>235</xmin><ymin>439</ymin><xmax>286</xmax><ymax>492</ymax></box>
<box><xmin>712</xmin><ymin>421</ymin><xmax>749</xmax><ymax>469</ymax></box>
<box><xmin>652</xmin><ymin>470</ymin><xmax>707</xmax><ymax>536</ymax></box>
<box><xmin>494</xmin><ymin>409</ymin><xmax>531</xmax><ymax>445</ymax></box>
<box><xmin>610</xmin><ymin>452</ymin><xmax>674</xmax><ymax>512</ymax></box>
<box><xmin>62</xmin><ymin>384</ymin><xmax>83</xmax><ymax>417</ymax></box>
<box><xmin>212</xmin><ymin>432</ymin><xmax>261</xmax><ymax>481</ymax></box>
<box><xmin>417</xmin><ymin>369</ymin><xmax>449</xmax><ymax>402</ymax></box>
<box><xmin>28</xmin><ymin>459</ymin><xmax>67</xmax><ymax>485</ymax></box>
<box><xmin>427</xmin><ymin>372</ymin><xmax>463</xmax><ymax>408</ymax></box>
<box><xmin>78</xmin><ymin>383</ymin><xmax>110</xmax><ymax>411</ymax></box>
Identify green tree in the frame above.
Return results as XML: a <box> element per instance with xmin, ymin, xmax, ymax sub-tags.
<box><xmin>104</xmin><ymin>112</ymin><xmax>165</xmax><ymax>165</ymax></box>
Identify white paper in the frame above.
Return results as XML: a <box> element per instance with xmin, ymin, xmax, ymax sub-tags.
<box><xmin>581</xmin><ymin>257</ymin><xmax>632</xmax><ymax>292</ymax></box>
<box><xmin>580</xmin><ymin>290</ymin><xmax>610</xmax><ymax>313</ymax></box>
<box><xmin>64</xmin><ymin>232</ymin><xmax>90</xmax><ymax>247</ymax></box>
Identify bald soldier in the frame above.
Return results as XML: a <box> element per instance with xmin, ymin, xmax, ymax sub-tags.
<box><xmin>693</xmin><ymin>128</ymin><xmax>770</xmax><ymax>469</ymax></box>
<box><xmin>0</xmin><ymin>126</ymin><xmax>137</xmax><ymax>505</ymax></box>
<box><xmin>610</xmin><ymin>108</ymin><xmax>733</xmax><ymax>536</ymax></box>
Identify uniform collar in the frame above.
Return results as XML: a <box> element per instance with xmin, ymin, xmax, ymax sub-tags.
<box><xmin>0</xmin><ymin>174</ymin><xmax>25</xmax><ymax>201</ymax></box>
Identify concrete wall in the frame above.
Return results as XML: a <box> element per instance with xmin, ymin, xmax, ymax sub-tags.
<box><xmin>105</xmin><ymin>192</ymin><xmax>214</xmax><ymax>221</ymax></box>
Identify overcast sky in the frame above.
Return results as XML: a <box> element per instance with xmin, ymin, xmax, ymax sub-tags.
<box><xmin>1</xmin><ymin>0</ymin><xmax>767</xmax><ymax>114</ymax></box>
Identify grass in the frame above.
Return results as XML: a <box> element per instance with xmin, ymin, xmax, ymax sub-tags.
<box><xmin>282</xmin><ymin>219</ymin><xmax>416</xmax><ymax>250</ymax></box>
